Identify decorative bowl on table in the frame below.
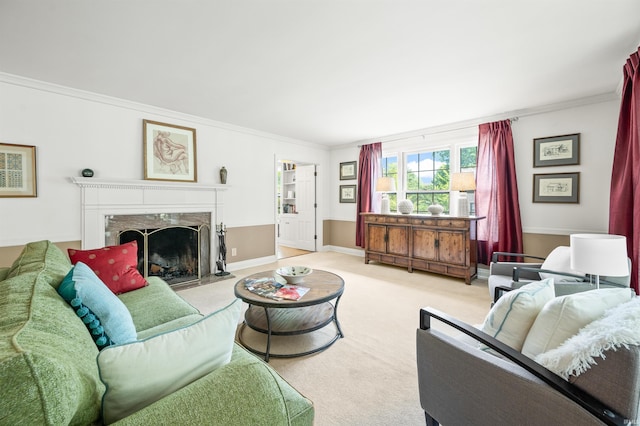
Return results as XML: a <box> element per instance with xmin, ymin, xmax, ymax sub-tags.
<box><xmin>275</xmin><ymin>266</ymin><xmax>312</xmax><ymax>284</ymax></box>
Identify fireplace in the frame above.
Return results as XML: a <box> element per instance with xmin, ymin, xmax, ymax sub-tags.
<box><xmin>105</xmin><ymin>212</ymin><xmax>211</xmax><ymax>286</ymax></box>
<box><xmin>72</xmin><ymin>177</ymin><xmax>226</xmax><ymax>284</ymax></box>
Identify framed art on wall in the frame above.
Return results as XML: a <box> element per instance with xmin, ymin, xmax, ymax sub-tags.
<box><xmin>340</xmin><ymin>184</ymin><xmax>357</xmax><ymax>203</ymax></box>
<box><xmin>0</xmin><ymin>142</ymin><xmax>37</xmax><ymax>198</ymax></box>
<box><xmin>339</xmin><ymin>161</ymin><xmax>357</xmax><ymax>180</ymax></box>
<box><xmin>533</xmin><ymin>172</ymin><xmax>579</xmax><ymax>203</ymax></box>
<box><xmin>143</xmin><ymin>119</ymin><xmax>197</xmax><ymax>182</ymax></box>
<box><xmin>533</xmin><ymin>133</ymin><xmax>580</xmax><ymax>167</ymax></box>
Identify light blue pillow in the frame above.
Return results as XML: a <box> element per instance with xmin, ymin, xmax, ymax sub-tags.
<box><xmin>98</xmin><ymin>298</ymin><xmax>242</xmax><ymax>423</ymax></box>
<box><xmin>58</xmin><ymin>262</ymin><xmax>137</xmax><ymax>348</ymax></box>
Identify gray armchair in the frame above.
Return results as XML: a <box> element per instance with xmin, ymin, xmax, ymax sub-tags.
<box><xmin>416</xmin><ymin>307</ymin><xmax>640</xmax><ymax>426</ymax></box>
<box><xmin>489</xmin><ymin>246</ymin><xmax>631</xmax><ymax>303</ymax></box>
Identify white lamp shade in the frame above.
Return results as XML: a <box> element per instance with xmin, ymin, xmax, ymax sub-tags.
<box><xmin>376</xmin><ymin>177</ymin><xmax>396</xmax><ymax>192</ymax></box>
<box><xmin>450</xmin><ymin>172</ymin><xmax>476</xmax><ymax>191</ymax></box>
<box><xmin>570</xmin><ymin>234</ymin><xmax>629</xmax><ymax>277</ymax></box>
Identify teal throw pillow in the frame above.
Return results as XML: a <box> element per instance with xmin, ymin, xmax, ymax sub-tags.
<box><xmin>58</xmin><ymin>262</ymin><xmax>137</xmax><ymax>348</ymax></box>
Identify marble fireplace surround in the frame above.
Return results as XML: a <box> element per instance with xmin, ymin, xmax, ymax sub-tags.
<box><xmin>71</xmin><ymin>177</ymin><xmax>227</xmax><ymax>276</ymax></box>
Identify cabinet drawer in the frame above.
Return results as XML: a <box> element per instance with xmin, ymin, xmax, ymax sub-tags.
<box><xmin>435</xmin><ymin>219</ymin><xmax>466</xmax><ymax>228</ymax></box>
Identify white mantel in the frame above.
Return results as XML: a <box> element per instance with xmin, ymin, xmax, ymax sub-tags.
<box><xmin>71</xmin><ymin>177</ymin><xmax>227</xmax><ymax>250</ymax></box>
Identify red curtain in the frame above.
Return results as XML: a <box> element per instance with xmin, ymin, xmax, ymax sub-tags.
<box><xmin>609</xmin><ymin>46</ymin><xmax>640</xmax><ymax>294</ymax></box>
<box><xmin>475</xmin><ymin>120</ymin><xmax>523</xmax><ymax>264</ymax></box>
<box><xmin>355</xmin><ymin>142</ymin><xmax>382</xmax><ymax>247</ymax></box>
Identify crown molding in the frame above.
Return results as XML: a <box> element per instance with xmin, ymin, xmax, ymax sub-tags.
<box><xmin>0</xmin><ymin>72</ymin><xmax>328</xmax><ymax>151</ymax></box>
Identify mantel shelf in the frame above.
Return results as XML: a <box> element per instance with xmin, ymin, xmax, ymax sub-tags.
<box><xmin>70</xmin><ymin>177</ymin><xmax>228</xmax><ymax>191</ymax></box>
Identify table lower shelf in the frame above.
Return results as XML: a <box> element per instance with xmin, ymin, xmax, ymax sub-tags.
<box><xmin>237</xmin><ymin>302</ymin><xmax>344</xmax><ymax>361</ymax></box>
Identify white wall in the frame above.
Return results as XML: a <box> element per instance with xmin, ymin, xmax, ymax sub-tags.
<box><xmin>329</xmin><ymin>96</ymin><xmax>621</xmax><ymax>236</ymax></box>
<box><xmin>0</xmin><ymin>75</ymin><xmax>330</xmax><ymax>247</ymax></box>
<box><xmin>513</xmin><ymin>98</ymin><xmax>619</xmax><ymax>234</ymax></box>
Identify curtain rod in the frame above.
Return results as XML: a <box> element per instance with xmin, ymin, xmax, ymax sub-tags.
<box><xmin>357</xmin><ymin>117</ymin><xmax>519</xmax><ymax>147</ymax></box>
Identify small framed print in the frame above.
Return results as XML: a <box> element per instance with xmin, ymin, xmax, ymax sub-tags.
<box><xmin>340</xmin><ymin>184</ymin><xmax>357</xmax><ymax>203</ymax></box>
<box><xmin>339</xmin><ymin>161</ymin><xmax>357</xmax><ymax>180</ymax></box>
<box><xmin>533</xmin><ymin>133</ymin><xmax>580</xmax><ymax>167</ymax></box>
<box><xmin>143</xmin><ymin>119</ymin><xmax>197</xmax><ymax>182</ymax></box>
<box><xmin>533</xmin><ymin>172</ymin><xmax>579</xmax><ymax>203</ymax></box>
<box><xmin>0</xmin><ymin>142</ymin><xmax>37</xmax><ymax>198</ymax></box>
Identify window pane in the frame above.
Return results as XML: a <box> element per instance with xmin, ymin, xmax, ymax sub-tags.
<box><xmin>460</xmin><ymin>146</ymin><xmax>477</xmax><ymax>171</ymax></box>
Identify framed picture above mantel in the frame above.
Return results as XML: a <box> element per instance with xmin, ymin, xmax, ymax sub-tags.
<box><xmin>533</xmin><ymin>133</ymin><xmax>580</xmax><ymax>167</ymax></box>
<box><xmin>143</xmin><ymin>120</ymin><xmax>197</xmax><ymax>182</ymax></box>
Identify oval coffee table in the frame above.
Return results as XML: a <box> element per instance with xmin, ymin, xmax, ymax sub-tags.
<box><xmin>234</xmin><ymin>269</ymin><xmax>344</xmax><ymax>362</ymax></box>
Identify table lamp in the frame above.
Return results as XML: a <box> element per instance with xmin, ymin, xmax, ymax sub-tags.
<box><xmin>570</xmin><ymin>233</ymin><xmax>629</xmax><ymax>288</ymax></box>
<box><xmin>450</xmin><ymin>172</ymin><xmax>476</xmax><ymax>216</ymax></box>
<box><xmin>376</xmin><ymin>177</ymin><xmax>396</xmax><ymax>214</ymax></box>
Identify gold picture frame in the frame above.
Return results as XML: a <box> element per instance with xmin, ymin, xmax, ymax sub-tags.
<box><xmin>0</xmin><ymin>142</ymin><xmax>37</xmax><ymax>197</ymax></box>
<box><xmin>143</xmin><ymin>119</ymin><xmax>197</xmax><ymax>182</ymax></box>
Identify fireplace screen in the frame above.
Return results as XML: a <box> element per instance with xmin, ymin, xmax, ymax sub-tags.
<box><xmin>106</xmin><ymin>213</ymin><xmax>211</xmax><ymax>286</ymax></box>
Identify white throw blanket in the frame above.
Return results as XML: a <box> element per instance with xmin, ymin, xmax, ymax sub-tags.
<box><xmin>535</xmin><ymin>297</ymin><xmax>640</xmax><ymax>379</ymax></box>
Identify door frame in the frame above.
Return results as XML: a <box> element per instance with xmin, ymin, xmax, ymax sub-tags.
<box><xmin>274</xmin><ymin>155</ymin><xmax>319</xmax><ymax>255</ymax></box>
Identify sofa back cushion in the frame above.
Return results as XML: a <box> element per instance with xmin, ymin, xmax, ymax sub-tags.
<box><xmin>521</xmin><ymin>288</ymin><xmax>635</xmax><ymax>358</ymax></box>
<box><xmin>0</xmin><ymin>241</ymin><xmax>104</xmax><ymax>425</ymax></box>
<box><xmin>480</xmin><ymin>278</ymin><xmax>555</xmax><ymax>351</ymax></box>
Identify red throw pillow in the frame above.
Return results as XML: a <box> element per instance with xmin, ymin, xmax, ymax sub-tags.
<box><xmin>68</xmin><ymin>241</ymin><xmax>148</xmax><ymax>294</ymax></box>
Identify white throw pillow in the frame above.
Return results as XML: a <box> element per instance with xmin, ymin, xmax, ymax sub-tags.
<box><xmin>539</xmin><ymin>246</ymin><xmax>584</xmax><ymax>282</ymax></box>
<box><xmin>480</xmin><ymin>278</ymin><xmax>555</xmax><ymax>351</ymax></box>
<box><xmin>535</xmin><ymin>297</ymin><xmax>640</xmax><ymax>379</ymax></box>
<box><xmin>98</xmin><ymin>298</ymin><xmax>242</xmax><ymax>424</ymax></box>
<box><xmin>521</xmin><ymin>288</ymin><xmax>635</xmax><ymax>359</ymax></box>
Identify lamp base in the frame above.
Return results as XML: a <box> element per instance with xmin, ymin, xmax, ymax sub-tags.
<box><xmin>457</xmin><ymin>196</ymin><xmax>469</xmax><ymax>217</ymax></box>
<box><xmin>381</xmin><ymin>195</ymin><xmax>390</xmax><ymax>214</ymax></box>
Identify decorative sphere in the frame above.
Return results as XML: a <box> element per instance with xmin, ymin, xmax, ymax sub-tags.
<box><xmin>428</xmin><ymin>204</ymin><xmax>444</xmax><ymax>216</ymax></box>
<box><xmin>81</xmin><ymin>168</ymin><xmax>94</xmax><ymax>177</ymax></box>
<box><xmin>398</xmin><ymin>199</ymin><xmax>414</xmax><ymax>214</ymax></box>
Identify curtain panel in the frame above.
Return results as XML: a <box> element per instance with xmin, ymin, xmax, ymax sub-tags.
<box><xmin>609</xmin><ymin>46</ymin><xmax>640</xmax><ymax>294</ymax></box>
<box><xmin>476</xmin><ymin>120</ymin><xmax>523</xmax><ymax>264</ymax></box>
<box><xmin>355</xmin><ymin>142</ymin><xmax>382</xmax><ymax>247</ymax></box>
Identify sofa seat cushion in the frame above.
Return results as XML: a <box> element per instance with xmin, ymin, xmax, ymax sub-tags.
<box><xmin>111</xmin><ymin>344</ymin><xmax>314</xmax><ymax>426</ymax></box>
<box><xmin>98</xmin><ymin>299</ymin><xmax>242</xmax><ymax>424</ymax></box>
<box><xmin>522</xmin><ymin>288</ymin><xmax>635</xmax><ymax>358</ymax></box>
<box><xmin>0</xmin><ymin>270</ymin><xmax>104</xmax><ymax>425</ymax></box>
<box><xmin>136</xmin><ymin>314</ymin><xmax>204</xmax><ymax>340</ymax></box>
<box><xmin>58</xmin><ymin>262</ymin><xmax>138</xmax><ymax>347</ymax></box>
<box><xmin>117</xmin><ymin>277</ymin><xmax>200</xmax><ymax>334</ymax></box>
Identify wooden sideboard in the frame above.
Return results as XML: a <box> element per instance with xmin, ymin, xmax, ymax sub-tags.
<box><xmin>362</xmin><ymin>213</ymin><xmax>485</xmax><ymax>284</ymax></box>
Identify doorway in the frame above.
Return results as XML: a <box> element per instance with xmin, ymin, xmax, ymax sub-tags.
<box><xmin>276</xmin><ymin>159</ymin><xmax>317</xmax><ymax>259</ymax></box>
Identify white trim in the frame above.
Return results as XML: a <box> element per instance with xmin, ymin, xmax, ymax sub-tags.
<box><xmin>348</xmin><ymin>92</ymin><xmax>619</xmax><ymax>149</ymax></box>
<box><xmin>522</xmin><ymin>226</ymin><xmax>608</xmax><ymax>236</ymax></box>
<box><xmin>322</xmin><ymin>245</ymin><xmax>365</xmax><ymax>257</ymax></box>
<box><xmin>227</xmin><ymin>255</ymin><xmax>278</xmax><ymax>272</ymax></box>
<box><xmin>0</xmin><ymin>72</ymin><xmax>327</xmax><ymax>151</ymax></box>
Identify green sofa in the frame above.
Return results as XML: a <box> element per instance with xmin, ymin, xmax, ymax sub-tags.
<box><xmin>0</xmin><ymin>240</ymin><xmax>314</xmax><ymax>425</ymax></box>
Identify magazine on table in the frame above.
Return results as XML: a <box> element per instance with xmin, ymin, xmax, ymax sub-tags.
<box><xmin>244</xmin><ymin>277</ymin><xmax>310</xmax><ymax>301</ymax></box>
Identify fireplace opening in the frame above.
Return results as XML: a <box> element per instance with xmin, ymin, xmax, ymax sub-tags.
<box><xmin>118</xmin><ymin>224</ymin><xmax>211</xmax><ymax>286</ymax></box>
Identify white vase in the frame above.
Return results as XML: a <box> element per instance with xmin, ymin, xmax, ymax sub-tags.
<box><xmin>398</xmin><ymin>199</ymin><xmax>414</xmax><ymax>214</ymax></box>
<box><xmin>428</xmin><ymin>204</ymin><xmax>444</xmax><ymax>216</ymax></box>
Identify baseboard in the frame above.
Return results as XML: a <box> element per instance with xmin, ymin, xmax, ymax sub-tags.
<box><xmin>226</xmin><ymin>255</ymin><xmax>277</xmax><ymax>272</ymax></box>
<box><xmin>322</xmin><ymin>245</ymin><xmax>365</xmax><ymax>257</ymax></box>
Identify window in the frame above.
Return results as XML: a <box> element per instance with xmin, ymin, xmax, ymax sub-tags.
<box><xmin>459</xmin><ymin>145</ymin><xmax>478</xmax><ymax>215</ymax></box>
<box><xmin>406</xmin><ymin>149</ymin><xmax>450</xmax><ymax>214</ymax></box>
<box><xmin>381</xmin><ymin>139</ymin><xmax>477</xmax><ymax>215</ymax></box>
<box><xmin>381</xmin><ymin>156</ymin><xmax>398</xmax><ymax>211</ymax></box>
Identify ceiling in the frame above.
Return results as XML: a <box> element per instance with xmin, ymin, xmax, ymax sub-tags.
<box><xmin>1</xmin><ymin>1</ymin><xmax>639</xmax><ymax>146</ymax></box>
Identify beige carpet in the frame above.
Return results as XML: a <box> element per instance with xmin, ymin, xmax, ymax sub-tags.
<box><xmin>177</xmin><ymin>251</ymin><xmax>492</xmax><ymax>426</ymax></box>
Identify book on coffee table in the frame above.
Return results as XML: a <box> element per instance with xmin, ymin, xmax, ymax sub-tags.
<box><xmin>244</xmin><ymin>277</ymin><xmax>310</xmax><ymax>301</ymax></box>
